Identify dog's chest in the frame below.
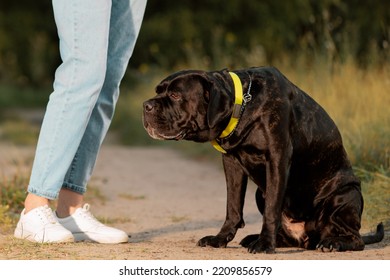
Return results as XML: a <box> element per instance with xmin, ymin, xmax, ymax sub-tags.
<box><xmin>233</xmin><ymin>150</ymin><xmax>268</xmax><ymax>186</ymax></box>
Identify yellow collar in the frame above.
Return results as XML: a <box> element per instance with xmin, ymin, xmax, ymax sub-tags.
<box><xmin>211</xmin><ymin>72</ymin><xmax>243</xmax><ymax>153</ymax></box>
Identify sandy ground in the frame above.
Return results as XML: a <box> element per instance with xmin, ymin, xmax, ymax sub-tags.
<box><xmin>0</xmin><ymin>143</ymin><xmax>389</xmax><ymax>260</ymax></box>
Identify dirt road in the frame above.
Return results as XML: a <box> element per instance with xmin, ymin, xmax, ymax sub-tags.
<box><xmin>0</xmin><ymin>144</ymin><xmax>388</xmax><ymax>259</ymax></box>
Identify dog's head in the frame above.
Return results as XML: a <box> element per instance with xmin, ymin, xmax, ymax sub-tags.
<box><xmin>143</xmin><ymin>69</ymin><xmax>233</xmax><ymax>142</ymax></box>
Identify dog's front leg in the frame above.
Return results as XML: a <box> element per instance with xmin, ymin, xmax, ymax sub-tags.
<box><xmin>197</xmin><ymin>154</ymin><xmax>248</xmax><ymax>248</ymax></box>
<box><xmin>247</xmin><ymin>141</ymin><xmax>292</xmax><ymax>254</ymax></box>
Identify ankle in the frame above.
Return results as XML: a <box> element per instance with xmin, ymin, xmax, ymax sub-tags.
<box><xmin>56</xmin><ymin>188</ymin><xmax>84</xmax><ymax>218</ymax></box>
<box><xmin>55</xmin><ymin>205</ymin><xmax>82</xmax><ymax>218</ymax></box>
<box><xmin>24</xmin><ymin>193</ymin><xmax>50</xmax><ymax>214</ymax></box>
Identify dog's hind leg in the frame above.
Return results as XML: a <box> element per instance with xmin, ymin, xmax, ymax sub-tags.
<box><xmin>316</xmin><ymin>184</ymin><xmax>365</xmax><ymax>252</ymax></box>
<box><xmin>240</xmin><ymin>189</ymin><xmax>301</xmax><ymax>249</ymax></box>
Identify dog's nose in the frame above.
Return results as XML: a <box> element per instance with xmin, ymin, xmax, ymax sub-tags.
<box><xmin>144</xmin><ymin>101</ymin><xmax>154</xmax><ymax>113</ymax></box>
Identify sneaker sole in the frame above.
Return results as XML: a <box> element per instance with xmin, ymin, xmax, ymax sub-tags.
<box><xmin>14</xmin><ymin>227</ymin><xmax>74</xmax><ymax>243</ymax></box>
<box><xmin>73</xmin><ymin>232</ymin><xmax>129</xmax><ymax>244</ymax></box>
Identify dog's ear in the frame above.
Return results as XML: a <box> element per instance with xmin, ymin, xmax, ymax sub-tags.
<box><xmin>155</xmin><ymin>70</ymin><xmax>188</xmax><ymax>94</ymax></box>
<box><xmin>206</xmin><ymin>70</ymin><xmax>233</xmax><ymax>128</ymax></box>
<box><xmin>156</xmin><ymin>70</ymin><xmax>198</xmax><ymax>94</ymax></box>
<box><xmin>155</xmin><ymin>80</ymin><xmax>169</xmax><ymax>94</ymax></box>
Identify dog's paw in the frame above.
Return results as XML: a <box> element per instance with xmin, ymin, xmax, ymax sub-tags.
<box><xmin>316</xmin><ymin>238</ymin><xmax>342</xmax><ymax>252</ymax></box>
<box><xmin>316</xmin><ymin>236</ymin><xmax>365</xmax><ymax>252</ymax></box>
<box><xmin>246</xmin><ymin>238</ymin><xmax>276</xmax><ymax>254</ymax></box>
<box><xmin>240</xmin><ymin>234</ymin><xmax>260</xmax><ymax>248</ymax></box>
<box><xmin>197</xmin><ymin>235</ymin><xmax>228</xmax><ymax>248</ymax></box>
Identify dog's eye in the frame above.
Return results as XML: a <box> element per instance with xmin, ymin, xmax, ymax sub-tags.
<box><xmin>169</xmin><ymin>92</ymin><xmax>182</xmax><ymax>101</ymax></box>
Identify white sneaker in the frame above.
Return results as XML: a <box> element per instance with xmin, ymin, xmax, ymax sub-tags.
<box><xmin>55</xmin><ymin>204</ymin><xmax>129</xmax><ymax>244</ymax></box>
<box><xmin>14</xmin><ymin>205</ymin><xmax>74</xmax><ymax>243</ymax></box>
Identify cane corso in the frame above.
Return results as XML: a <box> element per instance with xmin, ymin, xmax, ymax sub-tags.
<box><xmin>143</xmin><ymin>67</ymin><xmax>384</xmax><ymax>253</ymax></box>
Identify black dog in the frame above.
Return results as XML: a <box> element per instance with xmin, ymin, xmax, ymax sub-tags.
<box><xmin>143</xmin><ymin>67</ymin><xmax>384</xmax><ymax>253</ymax></box>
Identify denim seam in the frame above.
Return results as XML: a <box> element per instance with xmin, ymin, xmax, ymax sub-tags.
<box><xmin>66</xmin><ymin>149</ymin><xmax>78</xmax><ymax>183</ymax></box>
<box><xmin>62</xmin><ymin>182</ymin><xmax>86</xmax><ymax>195</ymax></box>
<box><xmin>28</xmin><ymin>186</ymin><xmax>60</xmax><ymax>200</ymax></box>
<box><xmin>35</xmin><ymin>0</ymin><xmax>79</xmax><ymax>199</ymax></box>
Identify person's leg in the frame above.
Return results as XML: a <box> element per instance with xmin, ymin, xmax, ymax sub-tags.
<box><xmin>53</xmin><ymin>0</ymin><xmax>146</xmax><ymax>243</ymax></box>
<box><xmin>56</xmin><ymin>189</ymin><xmax>83</xmax><ymax>218</ymax></box>
<box><xmin>14</xmin><ymin>0</ymin><xmax>113</xmax><ymax>243</ymax></box>
<box><xmin>25</xmin><ymin>0</ymin><xmax>113</xmax><ymax>211</ymax></box>
<box><xmin>58</xmin><ymin>0</ymin><xmax>147</xmax><ymax>216</ymax></box>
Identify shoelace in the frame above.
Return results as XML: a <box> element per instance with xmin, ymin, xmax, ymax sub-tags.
<box><xmin>79</xmin><ymin>204</ymin><xmax>104</xmax><ymax>227</ymax></box>
<box><xmin>40</xmin><ymin>205</ymin><xmax>58</xmax><ymax>224</ymax></box>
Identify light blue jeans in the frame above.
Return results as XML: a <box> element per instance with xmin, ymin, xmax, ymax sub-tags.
<box><xmin>28</xmin><ymin>0</ymin><xmax>147</xmax><ymax>199</ymax></box>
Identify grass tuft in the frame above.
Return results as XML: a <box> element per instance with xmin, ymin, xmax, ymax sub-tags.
<box><xmin>0</xmin><ymin>173</ymin><xmax>28</xmax><ymax>233</ymax></box>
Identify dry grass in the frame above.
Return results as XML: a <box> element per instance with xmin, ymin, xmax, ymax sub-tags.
<box><xmin>281</xmin><ymin>60</ymin><xmax>390</xmax><ymax>171</ymax></box>
<box><xmin>277</xmin><ymin>60</ymin><xmax>390</xmax><ymax>231</ymax></box>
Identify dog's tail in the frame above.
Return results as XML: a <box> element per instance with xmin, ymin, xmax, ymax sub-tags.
<box><xmin>362</xmin><ymin>222</ymin><xmax>385</xmax><ymax>244</ymax></box>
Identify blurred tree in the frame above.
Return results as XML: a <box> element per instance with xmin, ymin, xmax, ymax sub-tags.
<box><xmin>133</xmin><ymin>0</ymin><xmax>389</xmax><ymax>69</ymax></box>
<box><xmin>0</xmin><ymin>0</ymin><xmax>388</xmax><ymax>87</ymax></box>
<box><xmin>0</xmin><ymin>1</ymin><xmax>58</xmax><ymax>86</ymax></box>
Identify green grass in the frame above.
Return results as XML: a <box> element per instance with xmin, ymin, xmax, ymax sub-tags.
<box><xmin>0</xmin><ymin>173</ymin><xmax>28</xmax><ymax>233</ymax></box>
<box><xmin>0</xmin><ymin>85</ymin><xmax>49</xmax><ymax>109</ymax></box>
<box><xmin>355</xmin><ymin>168</ymin><xmax>390</xmax><ymax>231</ymax></box>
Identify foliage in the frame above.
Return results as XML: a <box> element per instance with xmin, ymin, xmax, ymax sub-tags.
<box><xmin>0</xmin><ymin>1</ymin><xmax>58</xmax><ymax>87</ymax></box>
<box><xmin>135</xmin><ymin>0</ymin><xmax>389</xmax><ymax>70</ymax></box>
<box><xmin>0</xmin><ymin>85</ymin><xmax>49</xmax><ymax>110</ymax></box>
<box><xmin>0</xmin><ymin>0</ymin><xmax>389</xmax><ymax>86</ymax></box>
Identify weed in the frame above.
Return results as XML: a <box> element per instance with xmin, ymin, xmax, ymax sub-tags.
<box><xmin>0</xmin><ymin>173</ymin><xmax>27</xmax><ymax>233</ymax></box>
